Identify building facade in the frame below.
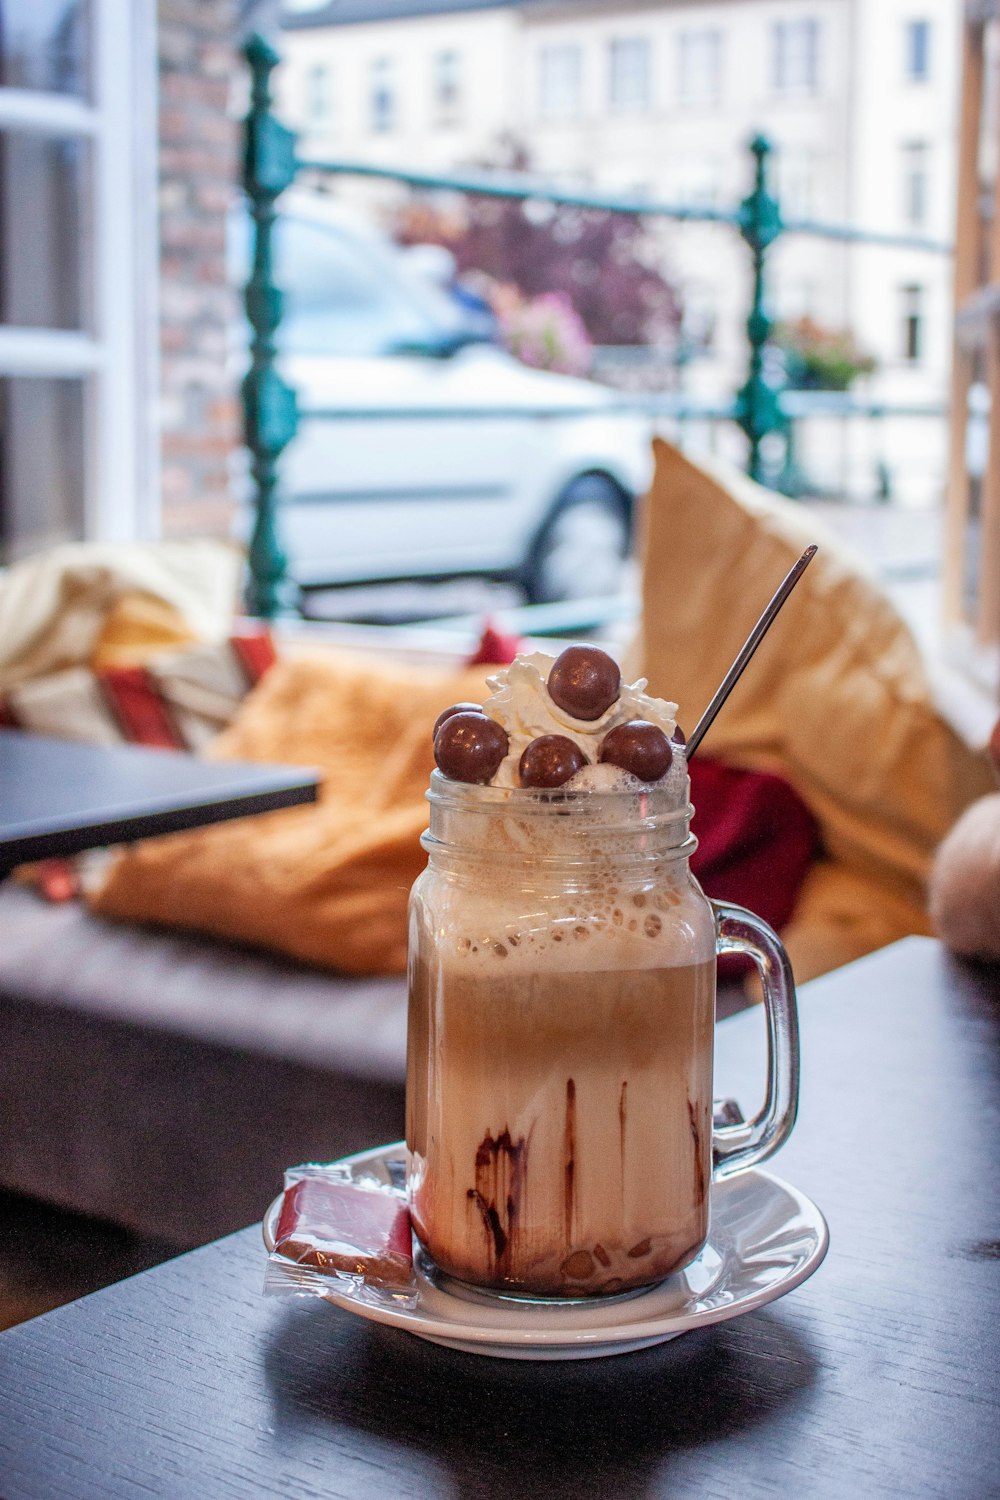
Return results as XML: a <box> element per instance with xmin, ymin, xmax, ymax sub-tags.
<box><xmin>280</xmin><ymin>0</ymin><xmax>961</xmax><ymax>501</ymax></box>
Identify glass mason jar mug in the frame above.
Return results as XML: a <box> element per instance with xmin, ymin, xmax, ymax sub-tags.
<box><xmin>406</xmin><ymin>771</ymin><xmax>799</xmax><ymax>1299</ymax></box>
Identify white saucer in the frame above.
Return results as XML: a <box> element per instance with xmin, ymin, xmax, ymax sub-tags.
<box><xmin>263</xmin><ymin>1142</ymin><xmax>828</xmax><ymax>1361</ymax></box>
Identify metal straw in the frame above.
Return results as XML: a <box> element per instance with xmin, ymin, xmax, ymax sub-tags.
<box><xmin>685</xmin><ymin>545</ymin><xmax>818</xmax><ymax>761</ymax></box>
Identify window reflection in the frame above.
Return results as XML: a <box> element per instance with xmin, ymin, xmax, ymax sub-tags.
<box><xmin>0</xmin><ymin>0</ymin><xmax>89</xmax><ymax>97</ymax></box>
<box><xmin>0</xmin><ymin>376</ymin><xmax>87</xmax><ymax>561</ymax></box>
<box><xmin>0</xmin><ymin>131</ymin><xmax>90</xmax><ymax>329</ymax></box>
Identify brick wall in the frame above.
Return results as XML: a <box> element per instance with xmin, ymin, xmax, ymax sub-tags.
<box><xmin>157</xmin><ymin>0</ymin><xmax>242</xmax><ymax>536</ymax></box>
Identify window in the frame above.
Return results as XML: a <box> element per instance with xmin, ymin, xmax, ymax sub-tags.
<box><xmin>0</xmin><ymin>1</ymin><xmax>156</xmax><ymax>561</ymax></box>
<box><xmin>779</xmin><ymin>146</ymin><xmax>819</xmax><ymax>219</ymax></box>
<box><xmin>901</xmin><ymin>142</ymin><xmax>929</xmax><ymax>228</ymax></box>
<box><xmin>905</xmin><ymin>19</ymin><xmax>931</xmax><ymax>82</ymax></box>
<box><xmin>432</xmin><ymin>49</ymin><xmax>461</xmax><ymax>123</ymax></box>
<box><xmin>609</xmin><ymin>37</ymin><xmax>650</xmax><ymax>113</ymax></box>
<box><xmin>305</xmin><ymin>63</ymin><xmax>333</xmax><ymax>128</ymax></box>
<box><xmin>677</xmin><ymin>29</ymin><xmax>721</xmax><ymax>106</ymax></box>
<box><xmin>369</xmin><ymin>56</ymin><xmax>396</xmax><ymax>133</ymax></box>
<box><xmin>772</xmin><ymin>19</ymin><xmax>820</xmax><ymax>94</ymax></box>
<box><xmin>538</xmin><ymin>43</ymin><xmax>581</xmax><ymax>120</ymax></box>
<box><xmin>901</xmin><ymin>284</ymin><xmax>924</xmax><ymax>361</ymax></box>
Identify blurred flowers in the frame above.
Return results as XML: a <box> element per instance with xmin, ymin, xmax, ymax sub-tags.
<box><xmin>775</xmin><ymin>316</ymin><xmax>877</xmax><ymax>391</ymax></box>
<box><xmin>490</xmin><ymin>286</ymin><xmax>593</xmax><ymax>374</ymax></box>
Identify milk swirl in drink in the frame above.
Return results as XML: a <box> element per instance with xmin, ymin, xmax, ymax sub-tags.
<box><xmin>407</xmin><ymin>647</ymin><xmax>718</xmax><ymax>1297</ymax></box>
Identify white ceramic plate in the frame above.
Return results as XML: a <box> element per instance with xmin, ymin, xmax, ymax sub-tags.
<box><xmin>263</xmin><ymin>1142</ymin><xmax>828</xmax><ymax>1361</ymax></box>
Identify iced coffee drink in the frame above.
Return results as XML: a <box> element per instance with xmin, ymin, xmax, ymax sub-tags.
<box><xmin>407</xmin><ymin>646</ymin><xmax>722</xmax><ymax>1297</ymax></box>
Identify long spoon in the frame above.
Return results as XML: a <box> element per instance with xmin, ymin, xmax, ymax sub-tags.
<box><xmin>684</xmin><ymin>545</ymin><xmax>818</xmax><ymax>762</ymax></box>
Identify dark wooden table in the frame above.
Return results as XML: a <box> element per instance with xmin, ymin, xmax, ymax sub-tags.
<box><xmin>0</xmin><ymin>732</ymin><xmax>320</xmax><ymax>871</ymax></box>
<box><xmin>0</xmin><ymin>937</ymin><xmax>997</xmax><ymax>1499</ymax></box>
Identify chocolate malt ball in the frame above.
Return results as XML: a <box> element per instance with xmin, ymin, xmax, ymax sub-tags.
<box><xmin>434</xmin><ymin>712</ymin><xmax>509</xmax><ymax>784</ymax></box>
<box><xmin>599</xmin><ymin>720</ymin><xmax>672</xmax><ymax>783</ymax></box>
<box><xmin>433</xmin><ymin>701</ymin><xmax>483</xmax><ymax>738</ymax></box>
<box><xmin>519</xmin><ymin>734</ymin><xmax>587</xmax><ymax>788</ymax></box>
<box><xmin>547</xmin><ymin>646</ymin><xmax>621</xmax><ymax>721</ymax></box>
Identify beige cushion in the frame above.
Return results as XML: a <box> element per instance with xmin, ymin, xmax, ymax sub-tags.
<box><xmin>0</xmin><ymin>540</ymin><xmax>241</xmax><ymax>694</ymax></box>
<box><xmin>628</xmin><ymin>439</ymin><xmax>993</xmax><ymax>979</ymax></box>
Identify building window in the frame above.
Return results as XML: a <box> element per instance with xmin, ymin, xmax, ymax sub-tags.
<box><xmin>305</xmin><ymin>63</ymin><xmax>333</xmax><ymax>128</ymax></box>
<box><xmin>538</xmin><ymin>44</ymin><xmax>581</xmax><ymax>120</ymax></box>
<box><xmin>904</xmin><ymin>19</ymin><xmax>931</xmax><ymax>82</ymax></box>
<box><xmin>677</xmin><ymin>29</ymin><xmax>721</xmax><ymax>106</ymax></box>
<box><xmin>369</xmin><ymin>57</ymin><xmax>396</xmax><ymax>133</ymax></box>
<box><xmin>901</xmin><ymin>284</ymin><xmax>924</xmax><ymax>361</ymax></box>
<box><xmin>432</xmin><ymin>49</ymin><xmax>461</xmax><ymax>123</ymax></box>
<box><xmin>0</xmin><ymin>1</ymin><xmax>156</xmax><ymax>560</ymax></box>
<box><xmin>778</xmin><ymin>146</ymin><xmax>819</xmax><ymax>220</ymax></box>
<box><xmin>772</xmin><ymin>19</ymin><xmax>820</xmax><ymax>95</ymax></box>
<box><xmin>901</xmin><ymin>142</ymin><xmax>929</xmax><ymax>228</ymax></box>
<box><xmin>609</xmin><ymin>37</ymin><xmax>650</xmax><ymax>114</ymax></box>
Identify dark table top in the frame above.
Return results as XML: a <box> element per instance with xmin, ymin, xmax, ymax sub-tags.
<box><xmin>0</xmin><ymin>937</ymin><xmax>998</xmax><ymax>1499</ymax></box>
<box><xmin>0</xmin><ymin>731</ymin><xmax>320</xmax><ymax>869</ymax></box>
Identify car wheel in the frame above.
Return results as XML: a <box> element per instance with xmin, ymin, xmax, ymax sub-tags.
<box><xmin>521</xmin><ymin>475</ymin><xmax>632</xmax><ymax>605</ymax></box>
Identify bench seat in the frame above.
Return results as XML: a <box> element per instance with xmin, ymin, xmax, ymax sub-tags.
<box><xmin>0</xmin><ymin>884</ymin><xmax>407</xmax><ymax>1245</ymax></box>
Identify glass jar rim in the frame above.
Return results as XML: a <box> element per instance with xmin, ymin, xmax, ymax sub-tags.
<box><xmin>425</xmin><ymin>768</ymin><xmax>692</xmax><ymax>845</ymax></box>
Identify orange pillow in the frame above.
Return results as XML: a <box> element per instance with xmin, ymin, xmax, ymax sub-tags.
<box><xmin>89</xmin><ymin>648</ymin><xmax>495</xmax><ymax>974</ymax></box>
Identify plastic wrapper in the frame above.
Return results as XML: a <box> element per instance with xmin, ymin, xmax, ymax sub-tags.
<box><xmin>264</xmin><ymin>1157</ymin><xmax>417</xmax><ymax>1310</ymax></box>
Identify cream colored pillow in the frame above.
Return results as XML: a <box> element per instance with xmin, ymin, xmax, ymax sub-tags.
<box><xmin>628</xmin><ymin>439</ymin><xmax>993</xmax><ymax>978</ymax></box>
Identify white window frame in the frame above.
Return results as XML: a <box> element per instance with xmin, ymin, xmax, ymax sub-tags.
<box><xmin>901</xmin><ymin>140</ymin><xmax>930</xmax><ymax>228</ymax></box>
<box><xmin>772</xmin><ymin>18</ymin><xmax>821</xmax><ymax>96</ymax></box>
<box><xmin>608</xmin><ymin>36</ymin><xmax>651</xmax><ymax>114</ymax></box>
<box><xmin>305</xmin><ymin>62</ymin><xmax>334</xmax><ymax>129</ymax></box>
<box><xmin>0</xmin><ymin>0</ymin><xmax>159</xmax><ymax>549</ymax></box>
<box><xmin>538</xmin><ymin>43</ymin><xmax>582</xmax><ymax>121</ymax></box>
<box><xmin>677</xmin><ymin>29</ymin><xmax>722</xmax><ymax>108</ymax></box>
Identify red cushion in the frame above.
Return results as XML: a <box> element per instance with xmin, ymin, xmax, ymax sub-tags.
<box><xmin>688</xmin><ymin>757</ymin><xmax>821</xmax><ymax>972</ymax></box>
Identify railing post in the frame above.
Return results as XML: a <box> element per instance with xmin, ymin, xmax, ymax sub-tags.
<box><xmin>241</xmin><ymin>33</ymin><xmax>298</xmax><ymax>619</ymax></box>
<box><xmin>735</xmin><ymin>134</ymin><xmax>785</xmax><ymax>483</ymax></box>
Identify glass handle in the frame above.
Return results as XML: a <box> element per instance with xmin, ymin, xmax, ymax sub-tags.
<box><xmin>711</xmin><ymin>899</ymin><xmax>800</xmax><ymax>1180</ymax></box>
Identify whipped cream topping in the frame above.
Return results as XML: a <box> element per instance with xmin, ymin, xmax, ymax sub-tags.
<box><xmin>482</xmin><ymin>651</ymin><xmax>678</xmax><ymax>789</ymax></box>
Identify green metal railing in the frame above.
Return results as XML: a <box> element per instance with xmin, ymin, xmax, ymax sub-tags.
<box><xmin>240</xmin><ymin>33</ymin><xmax>952</xmax><ymax>618</ymax></box>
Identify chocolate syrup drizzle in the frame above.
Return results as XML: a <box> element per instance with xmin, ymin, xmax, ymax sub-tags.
<box><xmin>563</xmin><ymin>1077</ymin><xmax>576</xmax><ymax>1242</ymax></box>
<box><xmin>467</xmin><ymin>1129</ymin><xmax>526</xmax><ymax>1268</ymax></box>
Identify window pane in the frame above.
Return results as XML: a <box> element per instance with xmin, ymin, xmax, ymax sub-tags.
<box><xmin>901</xmin><ymin>284</ymin><xmax>923</xmax><ymax>361</ymax></box>
<box><xmin>0</xmin><ymin>0</ymin><xmax>90</xmax><ymax>97</ymax></box>
<box><xmin>678</xmin><ymin>30</ymin><xmax>721</xmax><ymax>106</ymax></box>
<box><xmin>305</xmin><ymin>63</ymin><xmax>333</xmax><ymax>127</ymax></box>
<box><xmin>901</xmin><ymin>141</ymin><xmax>928</xmax><ymax>227</ymax></box>
<box><xmin>369</xmin><ymin>57</ymin><xmax>396</xmax><ymax>132</ymax></box>
<box><xmin>0</xmin><ymin>130</ymin><xmax>89</xmax><ymax>328</ymax></box>
<box><xmin>539</xmin><ymin>44</ymin><xmax>581</xmax><ymax>119</ymax></box>
<box><xmin>0</xmin><ymin>375</ymin><xmax>86</xmax><ymax>561</ymax></box>
<box><xmin>773</xmin><ymin>19</ymin><xmax>819</xmax><ymax>93</ymax></box>
<box><xmin>905</xmin><ymin>19</ymin><xmax>931</xmax><ymax>82</ymax></box>
<box><xmin>609</xmin><ymin>37</ymin><xmax>650</xmax><ymax>112</ymax></box>
<box><xmin>433</xmin><ymin>49</ymin><xmax>461</xmax><ymax>121</ymax></box>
